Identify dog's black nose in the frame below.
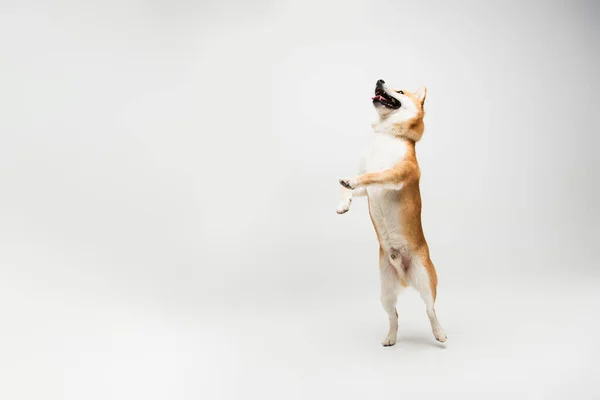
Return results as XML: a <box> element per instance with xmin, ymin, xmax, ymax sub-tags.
<box><xmin>377</xmin><ymin>79</ymin><xmax>385</xmax><ymax>85</ymax></box>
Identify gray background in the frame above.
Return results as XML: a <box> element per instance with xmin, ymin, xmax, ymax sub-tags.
<box><xmin>1</xmin><ymin>0</ymin><xmax>599</xmax><ymax>399</ymax></box>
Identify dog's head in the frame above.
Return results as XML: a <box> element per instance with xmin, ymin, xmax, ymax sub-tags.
<box><xmin>372</xmin><ymin>79</ymin><xmax>427</xmax><ymax>142</ymax></box>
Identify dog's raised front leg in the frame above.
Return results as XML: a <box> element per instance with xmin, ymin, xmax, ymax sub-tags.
<box><xmin>337</xmin><ymin>156</ymin><xmax>367</xmax><ymax>214</ymax></box>
<box><xmin>336</xmin><ymin>186</ymin><xmax>366</xmax><ymax>214</ymax></box>
<box><xmin>339</xmin><ymin>161</ymin><xmax>418</xmax><ymax>192</ymax></box>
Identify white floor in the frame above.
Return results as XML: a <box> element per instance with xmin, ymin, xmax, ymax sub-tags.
<box><xmin>2</xmin><ymin>270</ymin><xmax>599</xmax><ymax>400</ymax></box>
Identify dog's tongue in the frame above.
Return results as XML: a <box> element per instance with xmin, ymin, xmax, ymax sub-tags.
<box><xmin>372</xmin><ymin>95</ymin><xmax>385</xmax><ymax>101</ymax></box>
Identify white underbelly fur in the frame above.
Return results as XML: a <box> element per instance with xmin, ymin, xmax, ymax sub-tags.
<box><xmin>368</xmin><ymin>189</ymin><xmax>406</xmax><ymax>249</ymax></box>
<box><xmin>364</xmin><ymin>134</ymin><xmax>409</xmax><ymax>252</ymax></box>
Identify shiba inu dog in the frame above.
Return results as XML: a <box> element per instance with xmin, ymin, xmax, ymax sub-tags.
<box><xmin>337</xmin><ymin>79</ymin><xmax>446</xmax><ymax>346</ymax></box>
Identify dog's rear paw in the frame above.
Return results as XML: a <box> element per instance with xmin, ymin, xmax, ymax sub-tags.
<box><xmin>433</xmin><ymin>328</ymin><xmax>447</xmax><ymax>343</ymax></box>
<box><xmin>382</xmin><ymin>337</ymin><xmax>396</xmax><ymax>347</ymax></box>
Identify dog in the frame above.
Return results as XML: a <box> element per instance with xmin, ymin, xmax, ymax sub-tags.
<box><xmin>337</xmin><ymin>79</ymin><xmax>446</xmax><ymax>346</ymax></box>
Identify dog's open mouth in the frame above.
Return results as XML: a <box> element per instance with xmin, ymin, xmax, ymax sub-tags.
<box><xmin>372</xmin><ymin>86</ymin><xmax>401</xmax><ymax>109</ymax></box>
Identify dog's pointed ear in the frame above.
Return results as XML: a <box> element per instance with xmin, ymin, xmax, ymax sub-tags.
<box><xmin>415</xmin><ymin>86</ymin><xmax>427</xmax><ymax>106</ymax></box>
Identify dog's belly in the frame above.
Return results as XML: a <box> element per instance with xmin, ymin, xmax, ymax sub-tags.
<box><xmin>368</xmin><ymin>189</ymin><xmax>412</xmax><ymax>276</ymax></box>
<box><xmin>368</xmin><ymin>188</ymin><xmax>408</xmax><ymax>251</ymax></box>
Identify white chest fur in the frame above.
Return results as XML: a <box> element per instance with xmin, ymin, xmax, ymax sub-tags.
<box><xmin>364</xmin><ymin>133</ymin><xmax>407</xmax><ymax>173</ymax></box>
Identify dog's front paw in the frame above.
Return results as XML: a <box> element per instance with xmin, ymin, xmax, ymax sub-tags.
<box><xmin>336</xmin><ymin>199</ymin><xmax>351</xmax><ymax>214</ymax></box>
<box><xmin>382</xmin><ymin>336</ymin><xmax>397</xmax><ymax>347</ymax></box>
<box><xmin>339</xmin><ymin>178</ymin><xmax>356</xmax><ymax>190</ymax></box>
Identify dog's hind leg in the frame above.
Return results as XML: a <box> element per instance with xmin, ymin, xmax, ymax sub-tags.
<box><xmin>379</xmin><ymin>247</ymin><xmax>401</xmax><ymax>346</ymax></box>
<box><xmin>408</xmin><ymin>254</ymin><xmax>447</xmax><ymax>343</ymax></box>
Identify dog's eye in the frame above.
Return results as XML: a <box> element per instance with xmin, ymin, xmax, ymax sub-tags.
<box><xmin>396</xmin><ymin>90</ymin><xmax>404</xmax><ymax>95</ymax></box>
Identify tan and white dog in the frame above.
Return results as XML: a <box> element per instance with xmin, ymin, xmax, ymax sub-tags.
<box><xmin>337</xmin><ymin>79</ymin><xmax>446</xmax><ymax>346</ymax></box>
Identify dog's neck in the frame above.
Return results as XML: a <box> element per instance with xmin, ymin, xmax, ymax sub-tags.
<box><xmin>372</xmin><ymin>113</ymin><xmax>424</xmax><ymax>142</ymax></box>
<box><xmin>372</xmin><ymin>123</ymin><xmax>420</xmax><ymax>143</ymax></box>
